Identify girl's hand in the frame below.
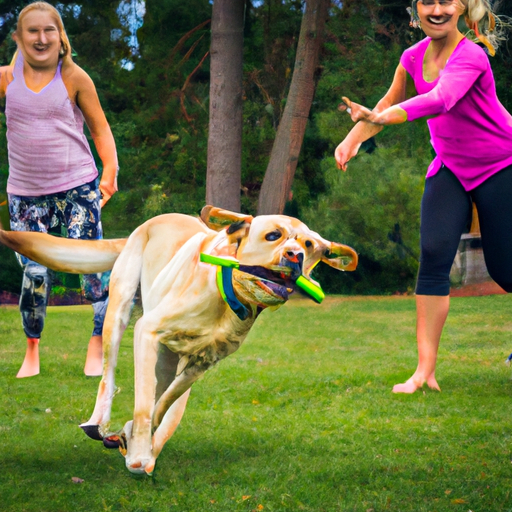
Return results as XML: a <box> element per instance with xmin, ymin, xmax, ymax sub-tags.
<box><xmin>99</xmin><ymin>176</ymin><xmax>118</xmax><ymax>208</ymax></box>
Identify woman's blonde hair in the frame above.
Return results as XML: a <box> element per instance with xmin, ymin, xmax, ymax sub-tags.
<box><xmin>459</xmin><ymin>0</ymin><xmax>510</xmax><ymax>56</ymax></box>
<box><xmin>11</xmin><ymin>1</ymin><xmax>73</xmax><ymax>66</ymax></box>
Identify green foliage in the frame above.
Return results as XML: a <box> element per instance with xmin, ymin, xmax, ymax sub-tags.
<box><xmin>0</xmin><ymin>244</ymin><xmax>22</xmax><ymax>294</ymax></box>
<box><xmin>303</xmin><ymin>143</ymin><xmax>430</xmax><ymax>294</ymax></box>
<box><xmin>2</xmin><ymin>295</ymin><xmax>512</xmax><ymax>511</ymax></box>
<box><xmin>2</xmin><ymin>0</ymin><xmax>512</xmax><ymax>295</ymax></box>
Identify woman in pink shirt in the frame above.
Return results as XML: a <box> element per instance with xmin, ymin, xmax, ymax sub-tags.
<box><xmin>334</xmin><ymin>0</ymin><xmax>512</xmax><ymax>393</ymax></box>
<box><xmin>0</xmin><ymin>2</ymin><xmax>118</xmax><ymax>378</ymax></box>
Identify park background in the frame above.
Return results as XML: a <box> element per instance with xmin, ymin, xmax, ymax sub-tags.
<box><xmin>1</xmin><ymin>0</ymin><xmax>512</xmax><ymax>299</ymax></box>
<box><xmin>2</xmin><ymin>3</ymin><xmax>512</xmax><ymax>511</ymax></box>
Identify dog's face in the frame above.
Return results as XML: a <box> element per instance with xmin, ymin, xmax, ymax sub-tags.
<box><xmin>201</xmin><ymin>206</ymin><xmax>358</xmax><ymax>309</ymax></box>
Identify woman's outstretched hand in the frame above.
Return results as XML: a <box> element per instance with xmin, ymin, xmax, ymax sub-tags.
<box><xmin>334</xmin><ymin>139</ymin><xmax>361</xmax><ymax>171</ymax></box>
<box><xmin>338</xmin><ymin>96</ymin><xmax>374</xmax><ymax>123</ymax></box>
<box><xmin>339</xmin><ymin>96</ymin><xmax>407</xmax><ymax>126</ymax></box>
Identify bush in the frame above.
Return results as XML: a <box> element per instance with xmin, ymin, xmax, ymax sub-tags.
<box><xmin>302</xmin><ymin>143</ymin><xmax>431</xmax><ymax>295</ymax></box>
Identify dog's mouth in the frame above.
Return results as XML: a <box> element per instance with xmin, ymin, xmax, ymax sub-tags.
<box><xmin>236</xmin><ymin>252</ymin><xmax>314</xmax><ymax>304</ymax></box>
<box><xmin>237</xmin><ymin>264</ymin><xmax>296</xmax><ymax>302</ymax></box>
<box><xmin>200</xmin><ymin>252</ymin><xmax>323</xmax><ymax>315</ymax></box>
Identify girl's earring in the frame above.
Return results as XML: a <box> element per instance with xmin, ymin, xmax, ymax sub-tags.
<box><xmin>407</xmin><ymin>2</ymin><xmax>421</xmax><ymax>29</ymax></box>
<box><xmin>59</xmin><ymin>47</ymin><xmax>65</xmax><ymax>56</ymax></box>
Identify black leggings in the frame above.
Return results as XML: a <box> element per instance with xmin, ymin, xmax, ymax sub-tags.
<box><xmin>416</xmin><ymin>165</ymin><xmax>512</xmax><ymax>295</ymax></box>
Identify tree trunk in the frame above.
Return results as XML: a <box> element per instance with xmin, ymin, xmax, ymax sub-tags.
<box><xmin>206</xmin><ymin>0</ymin><xmax>245</xmax><ymax>211</ymax></box>
<box><xmin>257</xmin><ymin>0</ymin><xmax>329</xmax><ymax>215</ymax></box>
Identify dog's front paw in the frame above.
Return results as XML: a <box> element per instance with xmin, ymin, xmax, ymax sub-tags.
<box><xmin>125</xmin><ymin>456</ymin><xmax>156</xmax><ymax>476</ymax></box>
<box><xmin>125</xmin><ymin>421</ymin><xmax>155</xmax><ymax>475</ymax></box>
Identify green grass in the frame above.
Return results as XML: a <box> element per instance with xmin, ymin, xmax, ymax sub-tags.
<box><xmin>1</xmin><ymin>295</ymin><xmax>512</xmax><ymax>512</ymax></box>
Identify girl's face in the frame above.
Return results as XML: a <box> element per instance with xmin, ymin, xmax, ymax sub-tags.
<box><xmin>417</xmin><ymin>0</ymin><xmax>464</xmax><ymax>40</ymax></box>
<box><xmin>15</xmin><ymin>10</ymin><xmax>62</xmax><ymax>68</ymax></box>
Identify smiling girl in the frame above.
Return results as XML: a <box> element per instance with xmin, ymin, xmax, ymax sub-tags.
<box><xmin>334</xmin><ymin>0</ymin><xmax>512</xmax><ymax>393</ymax></box>
<box><xmin>0</xmin><ymin>2</ymin><xmax>118</xmax><ymax>378</ymax></box>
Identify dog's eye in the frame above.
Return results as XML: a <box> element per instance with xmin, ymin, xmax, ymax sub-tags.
<box><xmin>305</xmin><ymin>240</ymin><xmax>312</xmax><ymax>248</ymax></box>
<box><xmin>265</xmin><ymin>230</ymin><xmax>282</xmax><ymax>242</ymax></box>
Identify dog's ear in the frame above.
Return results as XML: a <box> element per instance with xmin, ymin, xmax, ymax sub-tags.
<box><xmin>201</xmin><ymin>205</ymin><xmax>253</xmax><ymax>231</ymax></box>
<box><xmin>321</xmin><ymin>242</ymin><xmax>358</xmax><ymax>271</ymax></box>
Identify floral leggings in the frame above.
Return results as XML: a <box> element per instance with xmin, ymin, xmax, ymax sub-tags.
<box><xmin>8</xmin><ymin>179</ymin><xmax>110</xmax><ymax>339</ymax></box>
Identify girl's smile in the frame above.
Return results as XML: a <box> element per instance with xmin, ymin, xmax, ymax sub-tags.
<box><xmin>15</xmin><ymin>10</ymin><xmax>61</xmax><ymax>67</ymax></box>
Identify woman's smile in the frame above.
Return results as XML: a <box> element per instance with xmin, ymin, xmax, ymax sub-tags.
<box><xmin>426</xmin><ymin>15</ymin><xmax>452</xmax><ymax>25</ymax></box>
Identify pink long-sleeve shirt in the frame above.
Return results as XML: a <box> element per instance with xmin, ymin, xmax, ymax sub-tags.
<box><xmin>399</xmin><ymin>36</ymin><xmax>512</xmax><ymax>191</ymax></box>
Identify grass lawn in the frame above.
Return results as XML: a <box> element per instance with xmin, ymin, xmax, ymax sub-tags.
<box><xmin>1</xmin><ymin>295</ymin><xmax>512</xmax><ymax>512</ymax></box>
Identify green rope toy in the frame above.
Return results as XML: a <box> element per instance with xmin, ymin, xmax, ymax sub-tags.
<box><xmin>200</xmin><ymin>253</ymin><xmax>325</xmax><ymax>305</ymax></box>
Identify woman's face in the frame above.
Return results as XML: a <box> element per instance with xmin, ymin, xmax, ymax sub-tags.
<box><xmin>417</xmin><ymin>0</ymin><xmax>464</xmax><ymax>40</ymax></box>
<box><xmin>14</xmin><ymin>10</ymin><xmax>62</xmax><ymax>68</ymax></box>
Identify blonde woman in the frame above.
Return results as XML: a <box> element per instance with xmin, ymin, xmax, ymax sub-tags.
<box><xmin>335</xmin><ymin>0</ymin><xmax>512</xmax><ymax>393</ymax></box>
<box><xmin>0</xmin><ymin>2</ymin><xmax>118</xmax><ymax>377</ymax></box>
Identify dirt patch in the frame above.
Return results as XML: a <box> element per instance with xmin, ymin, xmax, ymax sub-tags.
<box><xmin>450</xmin><ymin>281</ymin><xmax>506</xmax><ymax>297</ymax></box>
<box><xmin>0</xmin><ymin>290</ymin><xmax>85</xmax><ymax>306</ymax></box>
<box><xmin>0</xmin><ymin>290</ymin><xmax>20</xmax><ymax>305</ymax></box>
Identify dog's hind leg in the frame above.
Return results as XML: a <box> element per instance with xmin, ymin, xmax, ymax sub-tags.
<box><xmin>150</xmin><ymin>387</ymin><xmax>191</xmax><ymax>470</ymax></box>
<box><xmin>127</xmin><ymin>358</ymin><xmax>199</xmax><ymax>475</ymax></box>
<box><xmin>143</xmin><ymin>347</ymin><xmax>193</xmax><ymax>470</ymax></box>
<box><xmin>80</xmin><ymin>231</ymin><xmax>146</xmax><ymax>439</ymax></box>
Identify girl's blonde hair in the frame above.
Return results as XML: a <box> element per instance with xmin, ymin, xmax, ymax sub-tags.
<box><xmin>11</xmin><ymin>1</ymin><xmax>73</xmax><ymax>67</ymax></box>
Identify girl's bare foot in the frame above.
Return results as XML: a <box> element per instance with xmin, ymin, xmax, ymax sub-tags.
<box><xmin>16</xmin><ymin>338</ymin><xmax>40</xmax><ymax>378</ymax></box>
<box><xmin>84</xmin><ymin>335</ymin><xmax>103</xmax><ymax>376</ymax></box>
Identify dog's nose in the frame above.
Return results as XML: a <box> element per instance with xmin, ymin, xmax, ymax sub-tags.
<box><xmin>281</xmin><ymin>251</ymin><xmax>304</xmax><ymax>280</ymax></box>
<box><xmin>284</xmin><ymin>251</ymin><xmax>300</xmax><ymax>263</ymax></box>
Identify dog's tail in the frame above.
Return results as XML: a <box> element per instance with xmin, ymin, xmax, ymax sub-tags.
<box><xmin>0</xmin><ymin>229</ymin><xmax>127</xmax><ymax>273</ymax></box>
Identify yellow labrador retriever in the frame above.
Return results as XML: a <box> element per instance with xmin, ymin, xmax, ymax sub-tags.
<box><xmin>0</xmin><ymin>206</ymin><xmax>357</xmax><ymax>475</ymax></box>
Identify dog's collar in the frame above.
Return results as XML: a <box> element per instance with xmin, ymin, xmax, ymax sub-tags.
<box><xmin>200</xmin><ymin>253</ymin><xmax>248</xmax><ymax>320</ymax></box>
<box><xmin>216</xmin><ymin>265</ymin><xmax>249</xmax><ymax>320</ymax></box>
<box><xmin>199</xmin><ymin>253</ymin><xmax>325</xmax><ymax>305</ymax></box>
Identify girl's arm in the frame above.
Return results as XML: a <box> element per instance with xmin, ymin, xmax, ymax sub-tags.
<box><xmin>67</xmin><ymin>66</ymin><xmax>118</xmax><ymax>207</ymax></box>
<box><xmin>0</xmin><ymin>66</ymin><xmax>14</xmax><ymax>98</ymax></box>
<box><xmin>335</xmin><ymin>63</ymin><xmax>409</xmax><ymax>171</ymax></box>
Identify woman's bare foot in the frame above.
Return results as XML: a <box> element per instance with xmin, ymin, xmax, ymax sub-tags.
<box><xmin>84</xmin><ymin>335</ymin><xmax>103</xmax><ymax>376</ymax></box>
<box><xmin>16</xmin><ymin>338</ymin><xmax>40</xmax><ymax>378</ymax></box>
<box><xmin>392</xmin><ymin>373</ymin><xmax>441</xmax><ymax>394</ymax></box>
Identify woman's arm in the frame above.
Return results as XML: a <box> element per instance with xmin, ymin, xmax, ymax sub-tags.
<box><xmin>346</xmin><ymin>47</ymin><xmax>485</xmax><ymax>126</ymax></box>
<box><xmin>335</xmin><ymin>63</ymin><xmax>409</xmax><ymax>171</ymax></box>
<box><xmin>342</xmin><ymin>99</ymin><xmax>408</xmax><ymax>126</ymax></box>
<box><xmin>66</xmin><ymin>66</ymin><xmax>118</xmax><ymax>207</ymax></box>
<box><xmin>398</xmin><ymin>54</ymin><xmax>484</xmax><ymax>121</ymax></box>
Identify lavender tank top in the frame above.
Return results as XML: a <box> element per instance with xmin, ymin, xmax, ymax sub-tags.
<box><xmin>6</xmin><ymin>53</ymin><xmax>98</xmax><ymax>196</ymax></box>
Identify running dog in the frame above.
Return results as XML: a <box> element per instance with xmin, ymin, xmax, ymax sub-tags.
<box><xmin>0</xmin><ymin>206</ymin><xmax>357</xmax><ymax>475</ymax></box>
